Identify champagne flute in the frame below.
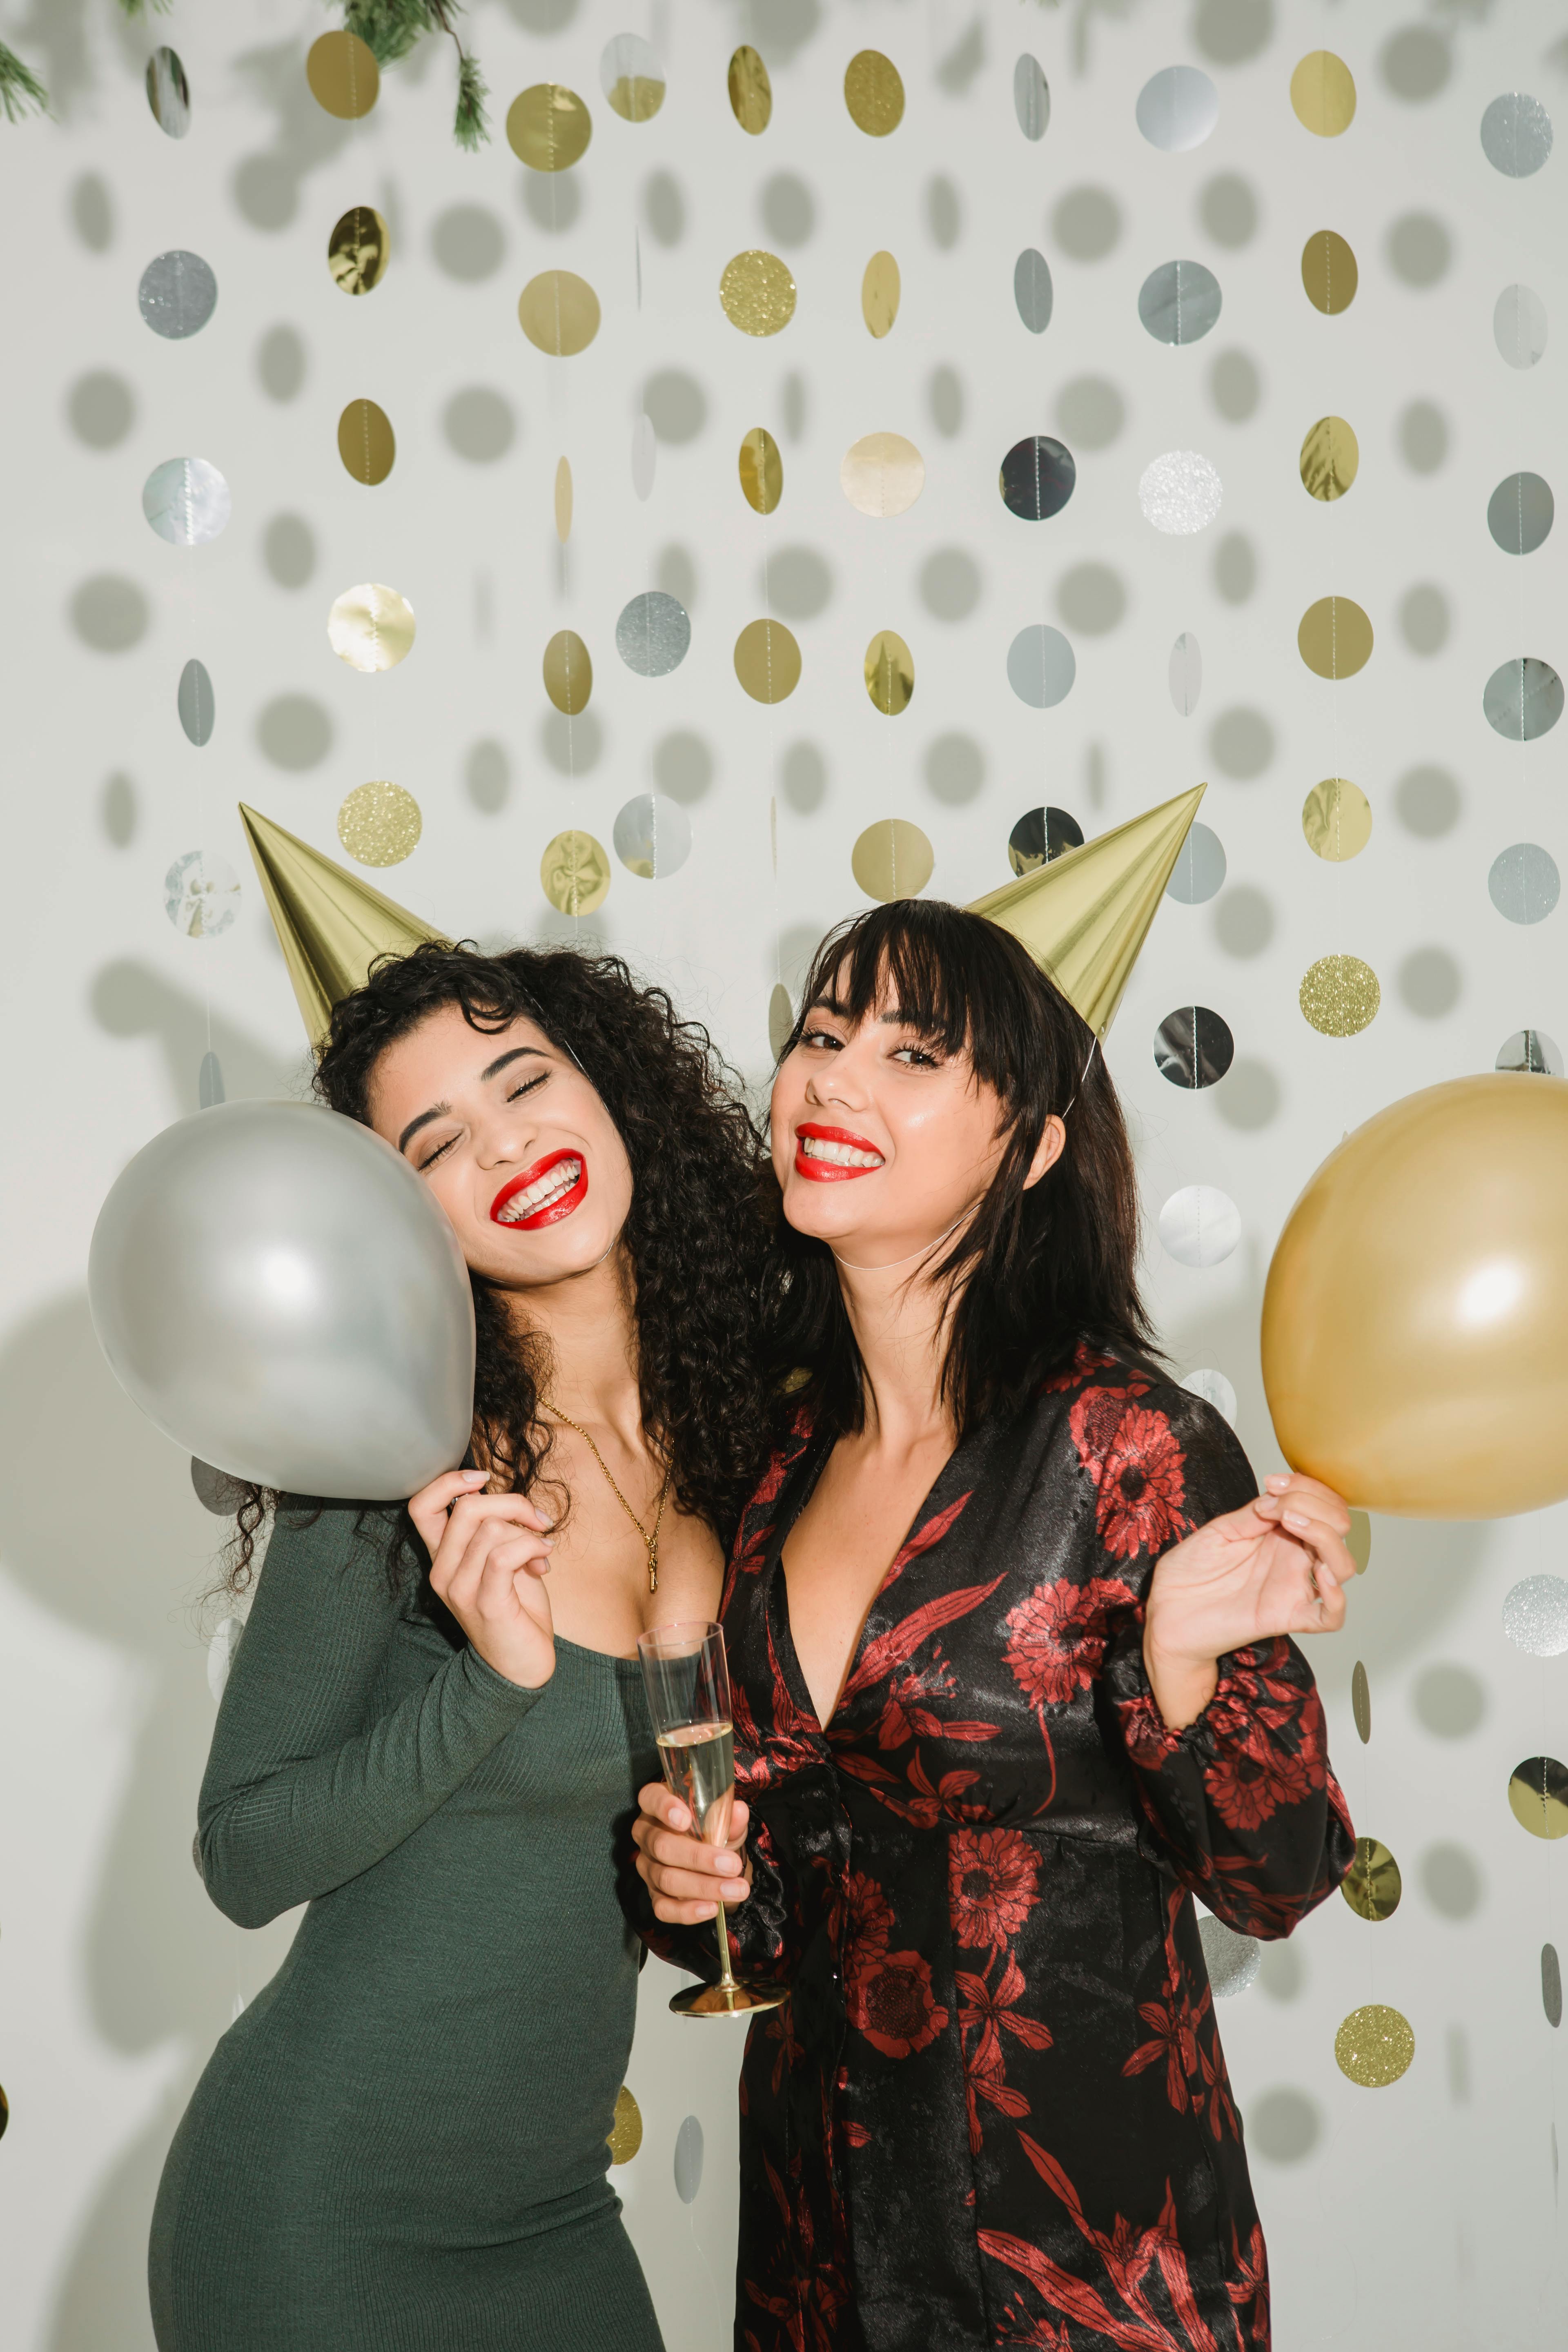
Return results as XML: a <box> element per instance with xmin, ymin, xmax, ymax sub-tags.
<box><xmin>637</xmin><ymin>1620</ymin><xmax>789</xmax><ymax>2018</ymax></box>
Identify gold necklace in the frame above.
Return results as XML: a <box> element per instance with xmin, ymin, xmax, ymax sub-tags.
<box><xmin>540</xmin><ymin>1401</ymin><xmax>673</xmax><ymax>1592</ymax></box>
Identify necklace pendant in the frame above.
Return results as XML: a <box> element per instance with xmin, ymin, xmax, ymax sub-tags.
<box><xmin>648</xmin><ymin>1541</ymin><xmax>659</xmax><ymax>1595</ymax></box>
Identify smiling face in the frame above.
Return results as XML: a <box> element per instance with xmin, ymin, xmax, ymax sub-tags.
<box><xmin>366</xmin><ymin>1001</ymin><xmax>634</xmax><ymax>1292</ymax></box>
<box><xmin>770</xmin><ymin>979</ymin><xmax>1060</xmax><ymax>1270</ymax></box>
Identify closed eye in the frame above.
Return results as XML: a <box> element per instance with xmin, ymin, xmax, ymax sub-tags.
<box><xmin>417</xmin><ymin>1133</ymin><xmax>457</xmax><ymax>1172</ymax></box>
<box><xmin>506</xmin><ymin>1073</ymin><xmax>548</xmax><ymax>1102</ymax></box>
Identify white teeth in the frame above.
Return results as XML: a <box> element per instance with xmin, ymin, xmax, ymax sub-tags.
<box><xmin>800</xmin><ymin>1136</ymin><xmax>882</xmax><ymax>1169</ymax></box>
<box><xmin>497</xmin><ymin>1158</ymin><xmax>582</xmax><ymax>1222</ymax></box>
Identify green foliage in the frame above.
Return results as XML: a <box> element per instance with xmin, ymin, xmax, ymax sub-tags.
<box><xmin>340</xmin><ymin>0</ymin><xmax>491</xmax><ymax>148</ymax></box>
<box><xmin>0</xmin><ymin>40</ymin><xmax>49</xmax><ymax>121</ymax></box>
<box><xmin>453</xmin><ymin>49</ymin><xmax>488</xmax><ymax>151</ymax></box>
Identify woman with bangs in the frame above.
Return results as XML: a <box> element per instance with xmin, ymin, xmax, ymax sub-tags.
<box><xmin>633</xmin><ymin>898</ymin><xmax>1356</xmax><ymax>2352</ymax></box>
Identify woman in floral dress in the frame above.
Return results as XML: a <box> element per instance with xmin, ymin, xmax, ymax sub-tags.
<box><xmin>632</xmin><ymin>900</ymin><xmax>1356</xmax><ymax>2352</ymax></box>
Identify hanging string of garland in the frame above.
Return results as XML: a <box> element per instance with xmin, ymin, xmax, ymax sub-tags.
<box><xmin>1</xmin><ymin>0</ymin><xmax>489</xmax><ymax>149</ymax></box>
<box><xmin>341</xmin><ymin>0</ymin><xmax>490</xmax><ymax>148</ymax></box>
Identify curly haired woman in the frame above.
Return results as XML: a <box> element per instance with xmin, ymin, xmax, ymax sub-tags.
<box><xmin>149</xmin><ymin>944</ymin><xmax>774</xmax><ymax>2352</ymax></box>
<box><xmin>633</xmin><ymin>900</ymin><xmax>1356</xmax><ymax>2352</ymax></box>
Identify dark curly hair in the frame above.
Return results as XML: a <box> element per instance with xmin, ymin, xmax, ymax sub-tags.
<box><xmin>226</xmin><ymin>942</ymin><xmax>774</xmax><ymax>1593</ymax></box>
<box><xmin>764</xmin><ymin>898</ymin><xmax>1162</xmax><ymax>1441</ymax></box>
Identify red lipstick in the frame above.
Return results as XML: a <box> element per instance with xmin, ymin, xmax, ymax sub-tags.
<box><xmin>793</xmin><ymin>1122</ymin><xmax>885</xmax><ymax>1183</ymax></box>
<box><xmin>490</xmin><ymin>1149</ymin><xmax>588</xmax><ymax>1230</ymax></box>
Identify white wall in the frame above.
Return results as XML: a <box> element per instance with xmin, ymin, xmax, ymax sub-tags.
<box><xmin>1</xmin><ymin>1</ymin><xmax>1564</xmax><ymax>2344</ymax></box>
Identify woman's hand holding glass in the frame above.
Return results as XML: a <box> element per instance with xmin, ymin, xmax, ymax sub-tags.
<box><xmin>1143</xmin><ymin>1470</ymin><xmax>1355</xmax><ymax>1730</ymax></box>
<box><xmin>408</xmin><ymin>1468</ymin><xmax>557</xmax><ymax>1690</ymax></box>
<box><xmin>632</xmin><ymin>1785</ymin><xmax>753</xmax><ymax>1925</ymax></box>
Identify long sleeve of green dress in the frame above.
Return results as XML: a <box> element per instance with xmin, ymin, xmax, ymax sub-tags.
<box><xmin>198</xmin><ymin>1503</ymin><xmax>541</xmax><ymax>1927</ymax></box>
<box><xmin>151</xmin><ymin>1501</ymin><xmax>665</xmax><ymax>2352</ymax></box>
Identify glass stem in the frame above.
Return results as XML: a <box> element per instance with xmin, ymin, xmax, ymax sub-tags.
<box><xmin>713</xmin><ymin>1900</ymin><xmax>736</xmax><ymax>1990</ymax></box>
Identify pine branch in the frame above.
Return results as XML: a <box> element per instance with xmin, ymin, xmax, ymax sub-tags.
<box><xmin>453</xmin><ymin>47</ymin><xmax>488</xmax><ymax>150</ymax></box>
<box><xmin>342</xmin><ymin>0</ymin><xmax>438</xmax><ymax>69</ymax></box>
<box><xmin>0</xmin><ymin>40</ymin><xmax>48</xmax><ymax>120</ymax></box>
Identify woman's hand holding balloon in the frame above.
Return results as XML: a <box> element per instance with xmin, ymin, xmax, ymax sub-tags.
<box><xmin>408</xmin><ymin>1470</ymin><xmax>558</xmax><ymax>1690</ymax></box>
<box><xmin>632</xmin><ymin>1784</ymin><xmax>754</xmax><ymax>1925</ymax></box>
<box><xmin>1142</xmin><ymin>1472</ymin><xmax>1356</xmax><ymax>1731</ymax></box>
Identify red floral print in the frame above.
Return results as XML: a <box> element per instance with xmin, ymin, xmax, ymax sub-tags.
<box><xmin>949</xmin><ymin>1826</ymin><xmax>1041</xmax><ymax>1949</ymax></box>
<box><xmin>846</xmin><ymin>1941</ymin><xmax>949</xmax><ymax>2060</ymax></box>
<box><xmin>1003</xmin><ymin>1575</ymin><xmax>1136</xmax><ymax>1713</ymax></box>
<box><xmin>1205</xmin><ymin>1724</ymin><xmax>1319</xmax><ymax>1833</ymax></box>
<box><xmin>957</xmin><ymin>1947</ymin><xmax>1054</xmax><ymax>2152</ymax></box>
<box><xmin>842</xmin><ymin>1868</ymin><xmax>895</xmax><ymax>1958</ymax></box>
<box><xmin>1095</xmin><ymin>1405</ymin><xmax>1187</xmax><ymax>1560</ymax></box>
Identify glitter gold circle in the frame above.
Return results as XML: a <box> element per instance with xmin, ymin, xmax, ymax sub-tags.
<box><xmin>1301</xmin><ymin>777</ymin><xmax>1372</xmax><ymax>861</ymax></box>
<box><xmin>540</xmin><ymin>829</ymin><xmax>610</xmax><ymax>917</ymax></box>
<box><xmin>336</xmin><ymin>398</ymin><xmax>395</xmax><ymax>487</ymax></box>
<box><xmin>734</xmin><ymin>618</ymin><xmax>801</xmax><ymax>704</ymax></box>
<box><xmin>841</xmin><ymin>431</ymin><xmax>925</xmax><ymax>519</ymax></box>
<box><xmin>728</xmin><ymin>45</ymin><xmax>772</xmax><ymax>135</ymax></box>
<box><xmin>1299</xmin><ymin>415</ymin><xmax>1359</xmax><ymax>501</ymax></box>
<box><xmin>844</xmin><ymin>50</ymin><xmax>904</xmax><ymax>136</ymax></box>
<box><xmin>1334</xmin><ymin>2004</ymin><xmax>1414</xmax><ymax>2088</ymax></box>
<box><xmin>337</xmin><ymin>781</ymin><xmax>421</xmax><ymax>868</ymax></box>
<box><xmin>739</xmin><ymin>427</ymin><xmax>783</xmax><ymax>514</ymax></box>
<box><xmin>543</xmin><ymin>630</ymin><xmax>592</xmax><ymax>715</ymax></box>
<box><xmin>864</xmin><ymin>629</ymin><xmax>914</xmax><ymax>715</ymax></box>
<box><xmin>1340</xmin><ymin>1836</ymin><xmax>1401</xmax><ymax>1921</ymax></box>
<box><xmin>862</xmin><ymin>250</ymin><xmax>900</xmax><ymax>338</ymax></box>
<box><xmin>327</xmin><ymin>583</ymin><xmax>416</xmax><ymax>674</ymax></box>
<box><xmin>328</xmin><ymin>206</ymin><xmax>389</xmax><ymax>296</ymax></box>
<box><xmin>1298</xmin><ymin>596</ymin><xmax>1373</xmax><ymax>679</ymax></box>
<box><xmin>1508</xmin><ymin>1755</ymin><xmax>1568</xmax><ymax>1840</ymax></box>
<box><xmin>307</xmin><ymin>30</ymin><xmax>379</xmax><ymax>120</ymax></box>
<box><xmin>506</xmin><ymin>83</ymin><xmax>592</xmax><ymax>170</ymax></box>
<box><xmin>1301</xmin><ymin>229</ymin><xmax>1358</xmax><ymax>315</ymax></box>
<box><xmin>607</xmin><ymin>2083</ymin><xmax>643</xmax><ymax>2164</ymax></box>
<box><xmin>1291</xmin><ymin>50</ymin><xmax>1356</xmax><ymax>137</ymax></box>
<box><xmin>1299</xmin><ymin>956</ymin><xmax>1379</xmax><ymax>1037</ymax></box>
<box><xmin>852</xmin><ymin>818</ymin><xmax>933</xmax><ymax>902</ymax></box>
<box><xmin>719</xmin><ymin>250</ymin><xmax>796</xmax><ymax>337</ymax></box>
<box><xmin>518</xmin><ymin>271</ymin><xmax>601</xmax><ymax>356</ymax></box>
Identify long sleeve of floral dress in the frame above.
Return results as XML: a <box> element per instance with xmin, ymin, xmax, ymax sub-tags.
<box><xmin>633</xmin><ymin>1351</ymin><xmax>1354</xmax><ymax>2352</ymax></box>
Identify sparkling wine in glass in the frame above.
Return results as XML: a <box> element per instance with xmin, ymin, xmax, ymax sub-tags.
<box><xmin>637</xmin><ymin>1620</ymin><xmax>788</xmax><ymax>2018</ymax></box>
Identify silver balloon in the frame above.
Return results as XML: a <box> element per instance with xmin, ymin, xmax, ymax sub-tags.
<box><xmin>88</xmin><ymin>1101</ymin><xmax>474</xmax><ymax>1497</ymax></box>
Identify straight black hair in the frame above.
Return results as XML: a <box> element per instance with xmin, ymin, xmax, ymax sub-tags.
<box><xmin>764</xmin><ymin>899</ymin><xmax>1161</xmax><ymax>1439</ymax></box>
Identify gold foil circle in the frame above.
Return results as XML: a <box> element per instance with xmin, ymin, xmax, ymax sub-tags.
<box><xmin>1334</xmin><ymin>2004</ymin><xmax>1414</xmax><ymax>2088</ymax></box>
<box><xmin>507</xmin><ymin>84</ymin><xmax>592</xmax><ymax>170</ymax></box>
<box><xmin>601</xmin><ymin>36</ymin><xmax>664</xmax><ymax>123</ymax></box>
<box><xmin>329</xmin><ymin>206</ymin><xmax>389</xmax><ymax>296</ymax></box>
<box><xmin>554</xmin><ymin>457</ymin><xmax>572</xmax><ymax>543</ymax></box>
<box><xmin>541</xmin><ymin>830</ymin><xmax>610</xmax><ymax>917</ymax></box>
<box><xmin>1341</xmin><ymin>1837</ymin><xmax>1401</xmax><ymax>1921</ymax></box>
<box><xmin>733</xmin><ymin>618</ymin><xmax>801</xmax><ymax>703</ymax></box>
<box><xmin>337</xmin><ymin>398</ymin><xmax>395</xmax><ymax>487</ymax></box>
<box><xmin>519</xmin><ymin>272</ymin><xmax>601</xmax><ymax>356</ymax></box>
<box><xmin>1299</xmin><ymin>955</ymin><xmax>1380</xmax><ymax>1037</ymax></box>
<box><xmin>1298</xmin><ymin>596</ymin><xmax>1373</xmax><ymax>679</ymax></box>
<box><xmin>841</xmin><ymin>432</ymin><xmax>925</xmax><ymax>519</ymax></box>
<box><xmin>1302</xmin><ymin>777</ymin><xmax>1372</xmax><ymax>862</ymax></box>
<box><xmin>1348</xmin><ymin>1510</ymin><xmax>1372</xmax><ymax>1573</ymax></box>
<box><xmin>728</xmin><ymin>45</ymin><xmax>772</xmax><ymax>135</ymax></box>
<box><xmin>1299</xmin><ymin>415</ymin><xmax>1358</xmax><ymax>501</ymax></box>
<box><xmin>844</xmin><ymin>50</ymin><xmax>904</xmax><ymax>137</ymax></box>
<box><xmin>327</xmin><ymin>583</ymin><xmax>416</xmax><ymax>674</ymax></box>
<box><xmin>720</xmin><ymin>250</ymin><xmax>796</xmax><ymax>336</ymax></box>
<box><xmin>607</xmin><ymin>2083</ymin><xmax>643</xmax><ymax>2164</ymax></box>
<box><xmin>768</xmin><ymin>983</ymin><xmax>794</xmax><ymax>1060</ymax></box>
<box><xmin>1291</xmin><ymin>51</ymin><xmax>1356</xmax><ymax>138</ymax></box>
<box><xmin>739</xmin><ymin>428</ymin><xmax>783</xmax><ymax>514</ymax></box>
<box><xmin>307</xmin><ymin>31</ymin><xmax>379</xmax><ymax>120</ymax></box>
<box><xmin>862</xmin><ymin>251</ymin><xmax>900</xmax><ymax>338</ymax></box>
<box><xmin>543</xmin><ymin>630</ymin><xmax>592</xmax><ymax>714</ymax></box>
<box><xmin>1351</xmin><ymin>1660</ymin><xmax>1372</xmax><ymax>1743</ymax></box>
<box><xmin>864</xmin><ymin>629</ymin><xmax>914</xmax><ymax>715</ymax></box>
<box><xmin>1301</xmin><ymin>230</ymin><xmax>1358</xmax><ymax>315</ymax></box>
<box><xmin>337</xmin><ymin>781</ymin><xmax>422</xmax><ymax>868</ymax></box>
<box><xmin>852</xmin><ymin>819</ymin><xmax>933</xmax><ymax>902</ymax></box>
<box><xmin>1509</xmin><ymin>1755</ymin><xmax>1568</xmax><ymax>1840</ymax></box>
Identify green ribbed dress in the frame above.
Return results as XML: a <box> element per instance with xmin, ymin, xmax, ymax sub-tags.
<box><xmin>149</xmin><ymin>1502</ymin><xmax>665</xmax><ymax>2352</ymax></box>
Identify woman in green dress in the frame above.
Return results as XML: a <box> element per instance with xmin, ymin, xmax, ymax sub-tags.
<box><xmin>149</xmin><ymin>943</ymin><xmax>773</xmax><ymax>2352</ymax></box>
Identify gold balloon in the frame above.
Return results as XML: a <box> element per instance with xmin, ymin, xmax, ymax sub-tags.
<box><xmin>1261</xmin><ymin>1074</ymin><xmax>1568</xmax><ymax>1516</ymax></box>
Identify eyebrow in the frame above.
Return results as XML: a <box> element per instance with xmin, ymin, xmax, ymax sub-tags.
<box><xmin>812</xmin><ymin>996</ymin><xmax>940</xmax><ymax>1030</ymax></box>
<box><xmin>396</xmin><ymin>1046</ymin><xmax>548</xmax><ymax>1155</ymax></box>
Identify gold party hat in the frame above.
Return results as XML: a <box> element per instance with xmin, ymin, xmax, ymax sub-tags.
<box><xmin>967</xmin><ymin>785</ymin><xmax>1206</xmax><ymax>1038</ymax></box>
<box><xmin>239</xmin><ymin>804</ymin><xmax>446</xmax><ymax>1048</ymax></box>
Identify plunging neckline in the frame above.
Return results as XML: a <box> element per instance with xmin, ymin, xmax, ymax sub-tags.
<box><xmin>771</xmin><ymin>1421</ymin><xmax>976</xmax><ymax>1734</ymax></box>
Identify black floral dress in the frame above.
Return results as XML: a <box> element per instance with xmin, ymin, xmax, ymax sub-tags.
<box><xmin>636</xmin><ymin>1348</ymin><xmax>1354</xmax><ymax>2352</ymax></box>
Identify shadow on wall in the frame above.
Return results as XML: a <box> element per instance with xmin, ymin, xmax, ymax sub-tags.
<box><xmin>89</xmin><ymin>960</ymin><xmax>300</xmax><ymax>1115</ymax></box>
<box><xmin>0</xmin><ymin>1291</ymin><xmax>296</xmax><ymax>2352</ymax></box>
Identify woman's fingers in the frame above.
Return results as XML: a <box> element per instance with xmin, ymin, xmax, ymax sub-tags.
<box><xmin>407</xmin><ymin>1467</ymin><xmax>488</xmax><ymax>1555</ymax></box>
<box><xmin>1278</xmin><ymin>1506</ymin><xmax>1357</xmax><ymax>1587</ymax></box>
<box><xmin>1262</xmin><ymin>1472</ymin><xmax>1351</xmax><ymax>1530</ymax></box>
